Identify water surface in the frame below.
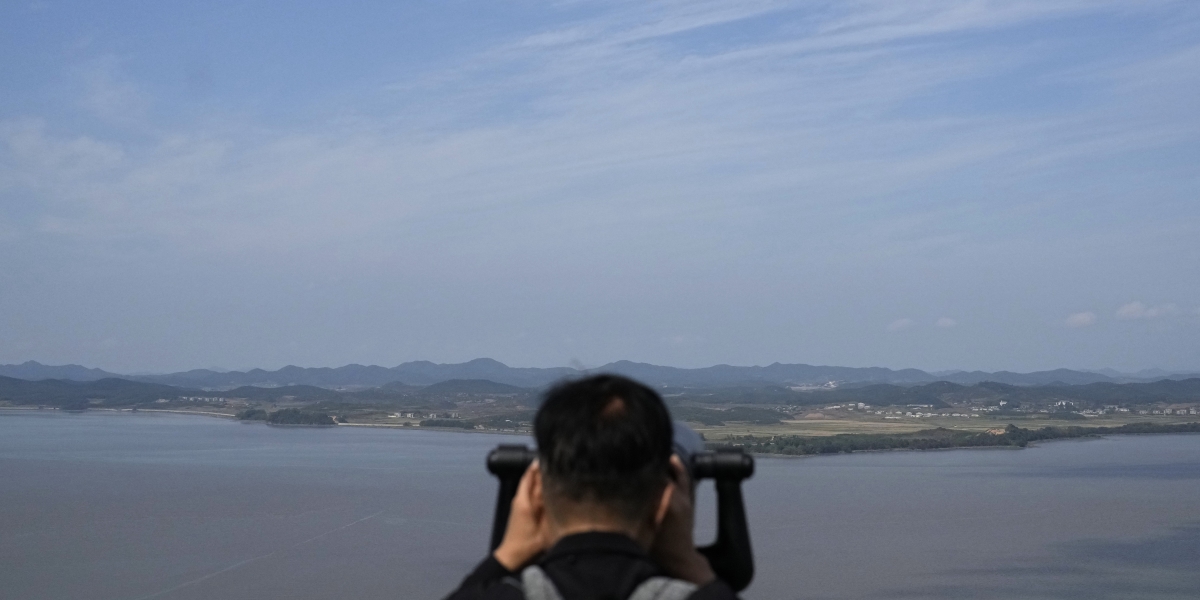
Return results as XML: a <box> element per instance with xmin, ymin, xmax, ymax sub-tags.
<box><xmin>1</xmin><ymin>411</ymin><xmax>1197</xmax><ymax>599</ymax></box>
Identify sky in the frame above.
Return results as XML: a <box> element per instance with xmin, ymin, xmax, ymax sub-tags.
<box><xmin>1</xmin><ymin>0</ymin><xmax>1198</xmax><ymax>374</ymax></box>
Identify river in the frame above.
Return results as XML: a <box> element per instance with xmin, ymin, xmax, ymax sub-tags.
<box><xmin>1</xmin><ymin>411</ymin><xmax>1197</xmax><ymax>599</ymax></box>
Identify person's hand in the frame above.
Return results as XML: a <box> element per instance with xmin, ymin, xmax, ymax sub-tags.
<box><xmin>493</xmin><ymin>461</ymin><xmax>550</xmax><ymax>571</ymax></box>
<box><xmin>649</xmin><ymin>455</ymin><xmax>716</xmax><ymax>585</ymax></box>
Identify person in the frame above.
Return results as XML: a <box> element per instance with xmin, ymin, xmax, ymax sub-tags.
<box><xmin>444</xmin><ymin>374</ymin><xmax>740</xmax><ymax>600</ymax></box>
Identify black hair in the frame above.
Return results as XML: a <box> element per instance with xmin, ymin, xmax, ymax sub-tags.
<box><xmin>535</xmin><ymin>374</ymin><xmax>674</xmax><ymax>522</ymax></box>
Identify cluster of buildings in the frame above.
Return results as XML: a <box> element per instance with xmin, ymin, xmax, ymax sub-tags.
<box><xmin>1138</xmin><ymin>407</ymin><xmax>1198</xmax><ymax>415</ymax></box>
<box><xmin>387</xmin><ymin>411</ymin><xmax>460</xmax><ymax>419</ymax></box>
<box><xmin>155</xmin><ymin>396</ymin><xmax>247</xmax><ymax>405</ymax></box>
<box><xmin>802</xmin><ymin>400</ymin><xmax>1200</xmax><ymax>420</ymax></box>
<box><xmin>879</xmin><ymin>411</ymin><xmax>975</xmax><ymax>419</ymax></box>
<box><xmin>823</xmin><ymin>403</ymin><xmax>869</xmax><ymax>411</ymax></box>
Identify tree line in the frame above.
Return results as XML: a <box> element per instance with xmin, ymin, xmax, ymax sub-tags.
<box><xmin>236</xmin><ymin>408</ymin><xmax>335</xmax><ymax>426</ymax></box>
<box><xmin>728</xmin><ymin>422</ymin><xmax>1200</xmax><ymax>456</ymax></box>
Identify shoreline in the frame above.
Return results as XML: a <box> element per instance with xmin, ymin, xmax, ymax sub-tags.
<box><xmin>731</xmin><ymin>422</ymin><xmax>1200</xmax><ymax>458</ymax></box>
<box><xmin>0</xmin><ymin>406</ymin><xmax>532</xmax><ymax>436</ymax></box>
<box><xmin>748</xmin><ymin>434</ymin><xmax>1152</xmax><ymax>459</ymax></box>
<box><xmin>4</xmin><ymin>407</ymin><xmax>1198</xmax><ymax>457</ymax></box>
<box><xmin>338</xmin><ymin>422</ymin><xmax>530</xmax><ymax>436</ymax></box>
<box><xmin>0</xmin><ymin>406</ymin><xmax>238</xmax><ymax>418</ymax></box>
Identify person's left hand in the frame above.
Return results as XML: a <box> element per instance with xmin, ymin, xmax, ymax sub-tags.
<box><xmin>649</xmin><ymin>455</ymin><xmax>716</xmax><ymax>585</ymax></box>
<box><xmin>493</xmin><ymin>460</ymin><xmax>550</xmax><ymax>571</ymax></box>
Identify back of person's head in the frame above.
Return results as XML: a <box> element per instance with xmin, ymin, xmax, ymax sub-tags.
<box><xmin>535</xmin><ymin>374</ymin><xmax>673</xmax><ymax>526</ymax></box>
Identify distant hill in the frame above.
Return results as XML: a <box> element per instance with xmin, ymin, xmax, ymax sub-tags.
<box><xmin>389</xmin><ymin>358</ymin><xmax>578</xmax><ymax>387</ymax></box>
<box><xmin>789</xmin><ymin>378</ymin><xmax>1200</xmax><ymax>407</ymax></box>
<box><xmin>3</xmin><ymin>358</ymin><xmax>1197</xmax><ymax>389</ymax></box>
<box><xmin>0</xmin><ymin>361</ymin><xmax>121</xmax><ymax>382</ymax></box>
<box><xmin>136</xmin><ymin>364</ymin><xmax>407</xmax><ymax>388</ymax></box>
<box><xmin>0</xmin><ymin>376</ymin><xmax>183</xmax><ymax>406</ymax></box>
<box><xmin>220</xmin><ymin>385</ymin><xmax>342</xmax><ymax>402</ymax></box>
<box><xmin>127</xmin><ymin>358</ymin><xmax>577</xmax><ymax>388</ymax></box>
<box><xmin>419</xmin><ymin>379</ymin><xmax>530</xmax><ymax>394</ymax></box>
<box><xmin>934</xmin><ymin>369</ymin><xmax>1121</xmax><ymax>386</ymax></box>
<box><xmin>598</xmin><ymin>360</ymin><xmax>937</xmax><ymax>387</ymax></box>
<box><xmin>2</xmin><ymin>374</ymin><xmax>1197</xmax><ymax>410</ymax></box>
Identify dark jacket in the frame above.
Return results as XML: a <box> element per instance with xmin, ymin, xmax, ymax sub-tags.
<box><xmin>444</xmin><ymin>532</ymin><xmax>739</xmax><ymax>600</ymax></box>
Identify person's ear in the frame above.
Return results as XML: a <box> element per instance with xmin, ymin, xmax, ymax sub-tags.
<box><xmin>653</xmin><ymin>480</ymin><xmax>675</xmax><ymax>530</ymax></box>
<box><xmin>529</xmin><ymin>460</ymin><xmax>544</xmax><ymax>511</ymax></box>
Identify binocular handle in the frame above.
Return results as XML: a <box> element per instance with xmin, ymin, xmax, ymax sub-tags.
<box><xmin>485</xmin><ymin>445</ymin><xmax>755</xmax><ymax>591</ymax></box>
<box><xmin>486</xmin><ymin>445</ymin><xmax>536</xmax><ymax>551</ymax></box>
<box><xmin>697</xmin><ymin>471</ymin><xmax>754</xmax><ymax>591</ymax></box>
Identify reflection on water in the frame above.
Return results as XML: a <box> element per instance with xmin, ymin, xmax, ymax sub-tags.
<box><xmin>884</xmin><ymin>525</ymin><xmax>1200</xmax><ymax>599</ymax></box>
<box><xmin>1</xmin><ymin>411</ymin><xmax>1198</xmax><ymax>600</ymax></box>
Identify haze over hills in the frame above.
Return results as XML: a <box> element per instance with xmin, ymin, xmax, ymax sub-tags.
<box><xmin>2</xmin><ymin>359</ymin><xmax>1199</xmax><ymax>390</ymax></box>
<box><xmin>0</xmin><ymin>361</ymin><xmax>123</xmax><ymax>382</ymax></box>
<box><xmin>4</xmin><ymin>373</ymin><xmax>1200</xmax><ymax>413</ymax></box>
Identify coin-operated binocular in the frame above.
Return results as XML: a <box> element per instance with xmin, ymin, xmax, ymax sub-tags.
<box><xmin>485</xmin><ymin>422</ymin><xmax>755</xmax><ymax>591</ymax></box>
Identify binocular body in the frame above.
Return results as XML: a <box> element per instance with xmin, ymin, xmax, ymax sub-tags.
<box><xmin>485</xmin><ymin>422</ymin><xmax>755</xmax><ymax>591</ymax></box>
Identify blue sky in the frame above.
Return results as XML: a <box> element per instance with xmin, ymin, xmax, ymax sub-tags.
<box><xmin>1</xmin><ymin>0</ymin><xmax>1198</xmax><ymax>373</ymax></box>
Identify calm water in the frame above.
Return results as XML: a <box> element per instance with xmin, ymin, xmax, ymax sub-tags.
<box><xmin>1</xmin><ymin>411</ymin><xmax>1198</xmax><ymax>600</ymax></box>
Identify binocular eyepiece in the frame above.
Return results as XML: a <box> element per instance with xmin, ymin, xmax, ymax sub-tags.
<box><xmin>485</xmin><ymin>423</ymin><xmax>753</xmax><ymax>481</ymax></box>
<box><xmin>485</xmin><ymin>422</ymin><xmax>755</xmax><ymax>591</ymax></box>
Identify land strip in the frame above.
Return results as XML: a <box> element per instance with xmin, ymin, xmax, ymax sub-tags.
<box><xmin>727</xmin><ymin>422</ymin><xmax>1200</xmax><ymax>456</ymax></box>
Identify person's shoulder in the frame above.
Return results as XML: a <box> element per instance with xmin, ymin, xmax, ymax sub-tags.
<box><xmin>624</xmin><ymin>575</ymin><xmax>698</xmax><ymax>600</ymax></box>
<box><xmin>592</xmin><ymin>573</ymin><xmax>740</xmax><ymax>600</ymax></box>
<box><xmin>443</xmin><ymin>576</ymin><xmax>526</xmax><ymax>600</ymax></box>
<box><xmin>443</xmin><ymin>556</ymin><xmax>527</xmax><ymax>600</ymax></box>
<box><xmin>684</xmin><ymin>578</ymin><xmax>740</xmax><ymax>600</ymax></box>
<box><xmin>487</xmin><ymin>576</ymin><xmax>528</xmax><ymax>600</ymax></box>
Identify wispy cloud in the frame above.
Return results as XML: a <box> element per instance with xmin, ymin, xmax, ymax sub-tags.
<box><xmin>1116</xmin><ymin>301</ymin><xmax>1180</xmax><ymax>319</ymax></box>
<box><xmin>5</xmin><ymin>1</ymin><xmax>1196</xmax><ymax>262</ymax></box>
<box><xmin>74</xmin><ymin>55</ymin><xmax>150</xmax><ymax>124</ymax></box>
<box><xmin>1</xmin><ymin>0</ymin><xmax>1198</xmax><ymax>370</ymax></box>
<box><xmin>1065</xmin><ymin>312</ymin><xmax>1098</xmax><ymax>328</ymax></box>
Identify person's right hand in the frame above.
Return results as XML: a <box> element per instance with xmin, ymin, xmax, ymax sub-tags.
<box><xmin>493</xmin><ymin>461</ymin><xmax>550</xmax><ymax>571</ymax></box>
<box><xmin>649</xmin><ymin>455</ymin><xmax>716</xmax><ymax>585</ymax></box>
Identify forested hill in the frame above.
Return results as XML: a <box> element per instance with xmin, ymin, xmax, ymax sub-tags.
<box><xmin>3</xmin><ymin>359</ymin><xmax>1199</xmax><ymax>389</ymax></box>
<box><xmin>3</xmin><ymin>374</ymin><xmax>1198</xmax><ymax>411</ymax></box>
<box><xmin>0</xmin><ymin>376</ymin><xmax>184</xmax><ymax>407</ymax></box>
<box><xmin>0</xmin><ymin>361</ymin><xmax>122</xmax><ymax>381</ymax></box>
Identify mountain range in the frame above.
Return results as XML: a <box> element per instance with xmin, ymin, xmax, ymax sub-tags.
<box><xmin>2</xmin><ymin>359</ymin><xmax>1198</xmax><ymax>390</ymax></box>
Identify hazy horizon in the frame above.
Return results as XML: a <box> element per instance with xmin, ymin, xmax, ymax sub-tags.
<box><xmin>4</xmin><ymin>356</ymin><xmax>1198</xmax><ymax>378</ymax></box>
<box><xmin>3</xmin><ymin>1</ymin><xmax>1198</xmax><ymax>374</ymax></box>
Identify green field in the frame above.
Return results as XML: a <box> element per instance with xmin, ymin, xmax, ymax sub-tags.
<box><xmin>692</xmin><ymin>413</ymin><xmax>1200</xmax><ymax>441</ymax></box>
